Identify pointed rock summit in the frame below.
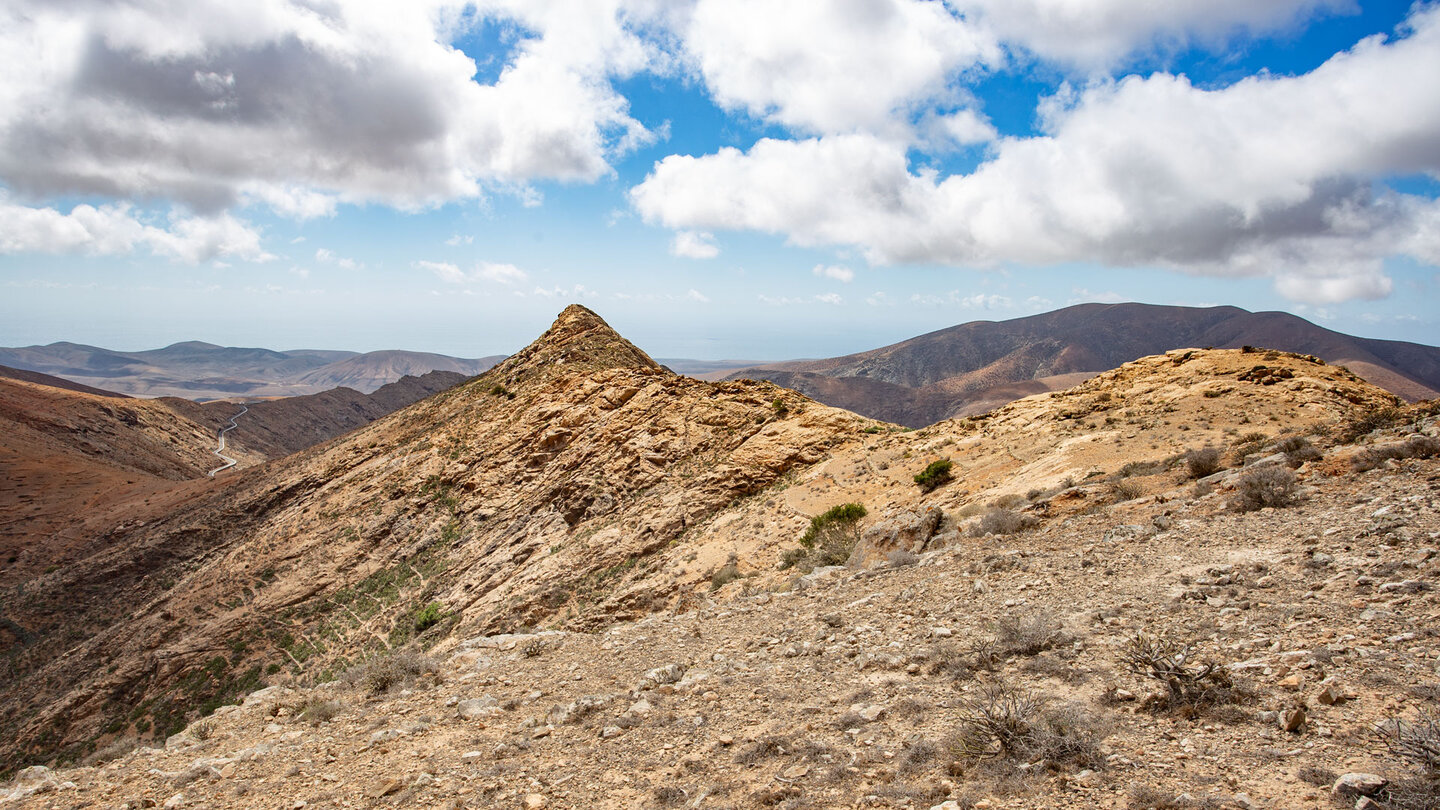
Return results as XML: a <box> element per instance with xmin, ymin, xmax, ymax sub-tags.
<box><xmin>490</xmin><ymin>305</ymin><xmax>662</xmax><ymax>388</ymax></box>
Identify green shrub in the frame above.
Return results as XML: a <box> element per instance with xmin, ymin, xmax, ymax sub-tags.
<box><xmin>413</xmin><ymin>602</ymin><xmax>444</xmax><ymax>634</ymax></box>
<box><xmin>914</xmin><ymin>459</ymin><xmax>954</xmax><ymax>492</ymax></box>
<box><xmin>781</xmin><ymin>503</ymin><xmax>867</xmax><ymax>573</ymax></box>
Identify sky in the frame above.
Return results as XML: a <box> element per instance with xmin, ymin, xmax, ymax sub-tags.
<box><xmin>1</xmin><ymin>0</ymin><xmax>1439</xmax><ymax>361</ymax></box>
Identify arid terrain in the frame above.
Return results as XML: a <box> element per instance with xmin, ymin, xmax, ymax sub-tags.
<box><xmin>1</xmin><ymin>306</ymin><xmax>1437</xmax><ymax>810</ymax></box>
<box><xmin>0</xmin><ymin>342</ymin><xmax>502</xmax><ymax>400</ymax></box>
<box><xmin>724</xmin><ymin>303</ymin><xmax>1440</xmax><ymax>427</ymax></box>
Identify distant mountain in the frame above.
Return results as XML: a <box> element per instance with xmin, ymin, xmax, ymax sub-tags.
<box><xmin>0</xmin><ymin>341</ymin><xmax>502</xmax><ymax>399</ymax></box>
<box><xmin>163</xmin><ymin>370</ymin><xmax>470</xmax><ymax>459</ymax></box>
<box><xmin>0</xmin><ymin>364</ymin><xmax>130</xmax><ymax>398</ymax></box>
<box><xmin>293</xmin><ymin>350</ymin><xmax>501</xmax><ymax>393</ymax></box>
<box><xmin>724</xmin><ymin>303</ymin><xmax>1440</xmax><ymax>427</ymax></box>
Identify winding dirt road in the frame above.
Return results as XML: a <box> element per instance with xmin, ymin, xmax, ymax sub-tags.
<box><xmin>207</xmin><ymin>405</ymin><xmax>248</xmax><ymax>477</ymax></box>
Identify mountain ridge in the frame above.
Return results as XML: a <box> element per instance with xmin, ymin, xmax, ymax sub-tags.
<box><xmin>0</xmin><ymin>340</ymin><xmax>503</xmax><ymax>400</ymax></box>
<box><xmin>724</xmin><ymin>302</ymin><xmax>1440</xmax><ymax>426</ymax></box>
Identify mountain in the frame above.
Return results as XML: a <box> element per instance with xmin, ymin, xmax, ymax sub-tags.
<box><xmin>724</xmin><ymin>303</ymin><xmax>1440</xmax><ymax>426</ymax></box>
<box><xmin>162</xmin><ymin>370</ymin><xmax>471</xmax><ymax>460</ymax></box>
<box><xmin>0</xmin><ymin>364</ymin><xmax>130</xmax><ymax>398</ymax></box>
<box><xmin>0</xmin><ymin>305</ymin><xmax>1412</xmax><ymax>781</ymax></box>
<box><xmin>0</xmin><ymin>341</ymin><xmax>502</xmax><ymax>400</ymax></box>
<box><xmin>292</xmin><ymin>350</ymin><xmax>501</xmax><ymax>393</ymax></box>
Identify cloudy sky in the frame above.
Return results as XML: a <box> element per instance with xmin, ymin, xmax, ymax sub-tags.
<box><xmin>1</xmin><ymin>0</ymin><xmax>1438</xmax><ymax>360</ymax></box>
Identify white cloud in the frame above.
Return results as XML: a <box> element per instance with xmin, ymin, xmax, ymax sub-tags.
<box><xmin>685</xmin><ymin>288</ymin><xmax>710</xmax><ymax>303</ymax></box>
<box><xmin>1069</xmin><ymin>288</ymin><xmax>1126</xmax><ymax>305</ymax></box>
<box><xmin>0</xmin><ymin>0</ymin><xmax>662</xmax><ymax>216</ymax></box>
<box><xmin>421</xmin><ymin>259</ymin><xmax>528</xmax><ymax>285</ymax></box>
<box><xmin>811</xmin><ymin>264</ymin><xmax>854</xmax><ymax>283</ymax></box>
<box><xmin>632</xmin><ymin>5</ymin><xmax>1440</xmax><ymax>304</ymax></box>
<box><xmin>0</xmin><ymin>197</ymin><xmax>271</xmax><ymax>263</ymax></box>
<box><xmin>815</xmin><ymin>292</ymin><xmax>843</xmax><ymax>305</ymax></box>
<box><xmin>683</xmin><ymin>0</ymin><xmax>1000</xmax><ymax>135</ymax></box>
<box><xmin>908</xmin><ymin>291</ymin><xmax>1012</xmax><ymax>308</ymax></box>
<box><xmin>671</xmin><ymin>230</ymin><xmax>719</xmax><ymax>259</ymax></box>
<box><xmin>865</xmin><ymin>291</ymin><xmax>891</xmax><ymax>306</ymax></box>
<box><xmin>445</xmin><ymin>234</ymin><xmax>474</xmax><ymax>246</ymax></box>
<box><xmin>315</xmin><ymin>248</ymin><xmax>359</xmax><ymax>270</ymax></box>
<box><xmin>531</xmin><ymin>284</ymin><xmax>596</xmax><ymax>299</ymax></box>
<box><xmin>957</xmin><ymin>0</ymin><xmax>1351</xmax><ymax>70</ymax></box>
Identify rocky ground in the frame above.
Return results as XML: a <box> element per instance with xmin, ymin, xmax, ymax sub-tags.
<box><xmin>5</xmin><ymin>431</ymin><xmax>1437</xmax><ymax>809</ymax></box>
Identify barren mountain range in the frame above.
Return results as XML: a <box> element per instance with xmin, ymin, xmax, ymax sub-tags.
<box><xmin>2</xmin><ymin>305</ymin><xmax>1435</xmax><ymax>809</ymax></box>
<box><xmin>0</xmin><ymin>341</ymin><xmax>502</xmax><ymax>400</ymax></box>
<box><xmin>724</xmin><ymin>303</ymin><xmax>1440</xmax><ymax>427</ymax></box>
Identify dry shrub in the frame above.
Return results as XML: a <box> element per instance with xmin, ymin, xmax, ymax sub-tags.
<box><xmin>1352</xmin><ymin>436</ymin><xmax>1440</xmax><ymax>472</ymax></box>
<box><xmin>1275</xmin><ymin>435</ymin><xmax>1322</xmax><ymax>466</ymax></box>
<box><xmin>1339</xmin><ymin>405</ymin><xmax>1407</xmax><ymax>443</ymax></box>
<box><xmin>1122</xmin><ymin>633</ymin><xmax>1241</xmax><ymax>717</ymax></box>
<box><xmin>1110</xmin><ymin>479</ymin><xmax>1145</xmax><ymax>502</ymax></box>
<box><xmin>948</xmin><ymin>684</ymin><xmax>1103</xmax><ymax>770</ymax></box>
<box><xmin>298</xmin><ymin>698</ymin><xmax>345</xmax><ymax>725</ymax></box>
<box><xmin>886</xmin><ymin>549</ymin><xmax>920</xmax><ymax>568</ymax></box>
<box><xmin>1127</xmin><ymin>784</ymin><xmax>1229</xmax><ymax>809</ymax></box>
<box><xmin>343</xmin><ymin>649</ymin><xmax>438</xmax><ymax>696</ymax></box>
<box><xmin>995</xmin><ymin>612</ymin><xmax>1065</xmax><ymax>657</ymax></box>
<box><xmin>973</xmin><ymin>507</ymin><xmax>1036</xmax><ymax>537</ymax></box>
<box><xmin>1230</xmin><ymin>463</ymin><xmax>1297</xmax><ymax>512</ymax></box>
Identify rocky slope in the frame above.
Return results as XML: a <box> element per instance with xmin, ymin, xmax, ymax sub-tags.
<box><xmin>0</xmin><ymin>307</ymin><xmax>1430</xmax><ymax>809</ymax></box>
<box><xmin>4</xmin><ymin>409</ymin><xmax>1437</xmax><ymax>810</ymax></box>
<box><xmin>725</xmin><ymin>303</ymin><xmax>1440</xmax><ymax>427</ymax></box>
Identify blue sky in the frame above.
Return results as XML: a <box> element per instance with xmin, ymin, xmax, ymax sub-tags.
<box><xmin>1</xmin><ymin>0</ymin><xmax>1438</xmax><ymax>360</ymax></box>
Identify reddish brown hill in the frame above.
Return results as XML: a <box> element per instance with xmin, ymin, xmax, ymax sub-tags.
<box><xmin>726</xmin><ymin>303</ymin><xmax>1440</xmax><ymax>426</ymax></box>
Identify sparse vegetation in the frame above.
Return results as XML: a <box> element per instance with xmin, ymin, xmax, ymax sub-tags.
<box><xmin>949</xmin><ymin>683</ymin><xmax>1103</xmax><ymax>769</ymax></box>
<box><xmin>1275</xmin><ymin>435</ymin><xmax>1322</xmax><ymax>466</ymax></box>
<box><xmin>1122</xmin><ymin>632</ymin><xmax>1241</xmax><ymax>717</ymax></box>
<box><xmin>343</xmin><ymin>649</ymin><xmax>438</xmax><ymax>696</ymax></box>
<box><xmin>886</xmin><ymin>549</ymin><xmax>920</xmax><ymax>568</ymax></box>
<box><xmin>1352</xmin><ymin>435</ymin><xmax>1440</xmax><ymax>472</ymax></box>
<box><xmin>1231</xmin><ymin>463</ymin><xmax>1297</xmax><ymax>512</ymax></box>
<box><xmin>710</xmin><ymin>554</ymin><xmax>744</xmax><ymax>590</ymax></box>
<box><xmin>913</xmin><ymin>458</ymin><xmax>954</xmax><ymax>492</ymax></box>
<box><xmin>1339</xmin><ymin>404</ymin><xmax>1406</xmax><ymax>443</ymax></box>
<box><xmin>1183</xmin><ymin>447</ymin><xmax>1222</xmax><ymax>479</ymax></box>
<box><xmin>972</xmin><ymin>507</ymin><xmax>1036</xmax><ymax>537</ymax></box>
<box><xmin>779</xmin><ymin>503</ymin><xmax>867</xmax><ymax>573</ymax></box>
<box><xmin>1372</xmin><ymin>709</ymin><xmax>1440</xmax><ymax>810</ymax></box>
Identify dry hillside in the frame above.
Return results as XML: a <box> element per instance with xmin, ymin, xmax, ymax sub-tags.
<box><xmin>2</xmin><ymin>307</ymin><xmax>1437</xmax><ymax>810</ymax></box>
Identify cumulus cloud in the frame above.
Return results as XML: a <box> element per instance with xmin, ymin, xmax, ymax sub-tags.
<box><xmin>812</xmin><ymin>264</ymin><xmax>854</xmax><ymax>283</ymax></box>
<box><xmin>682</xmin><ymin>0</ymin><xmax>999</xmax><ymax>135</ymax></box>
<box><xmin>957</xmin><ymin>0</ymin><xmax>1351</xmax><ymax>70</ymax></box>
<box><xmin>671</xmin><ymin>230</ymin><xmax>719</xmax><ymax>259</ymax></box>
<box><xmin>632</xmin><ymin>5</ymin><xmax>1440</xmax><ymax>303</ymax></box>
<box><xmin>0</xmin><ymin>197</ymin><xmax>271</xmax><ymax>263</ymax></box>
<box><xmin>0</xmin><ymin>0</ymin><xmax>661</xmax><ymax>215</ymax></box>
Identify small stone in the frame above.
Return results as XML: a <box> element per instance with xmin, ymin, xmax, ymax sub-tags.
<box><xmin>1278</xmin><ymin>674</ymin><xmax>1304</xmax><ymax>691</ymax></box>
<box><xmin>457</xmin><ymin>697</ymin><xmax>501</xmax><ymax>720</ymax></box>
<box><xmin>1332</xmin><ymin>773</ymin><xmax>1387</xmax><ymax>801</ymax></box>
<box><xmin>781</xmin><ymin>765</ymin><xmax>809</xmax><ymax>779</ymax></box>
<box><xmin>717</xmin><ymin>734</ymin><xmax>734</xmax><ymax>746</ymax></box>
<box><xmin>858</xmin><ymin>704</ymin><xmax>886</xmax><ymax>723</ymax></box>
<box><xmin>523</xmin><ymin>794</ymin><xmax>548</xmax><ymax>809</ymax></box>
<box><xmin>600</xmin><ymin>726</ymin><xmax>623</xmax><ymax>739</ymax></box>
<box><xmin>1233</xmin><ymin>793</ymin><xmax>1256</xmax><ymax>810</ymax></box>
<box><xmin>1282</xmin><ymin>706</ymin><xmax>1307</xmax><ymax>733</ymax></box>
<box><xmin>218</xmin><ymin>763</ymin><xmax>237</xmax><ymax>779</ymax></box>
<box><xmin>931</xmin><ymin>627</ymin><xmax>953</xmax><ymax>638</ymax></box>
<box><xmin>368</xmin><ymin>778</ymin><xmax>404</xmax><ymax>798</ymax></box>
<box><xmin>629</xmin><ymin>698</ymin><xmax>653</xmax><ymax>716</ymax></box>
<box><xmin>461</xmin><ymin>751</ymin><xmax>484</xmax><ymax>761</ymax></box>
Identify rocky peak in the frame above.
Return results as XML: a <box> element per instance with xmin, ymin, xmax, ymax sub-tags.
<box><xmin>489</xmin><ymin>305</ymin><xmax>662</xmax><ymax>388</ymax></box>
